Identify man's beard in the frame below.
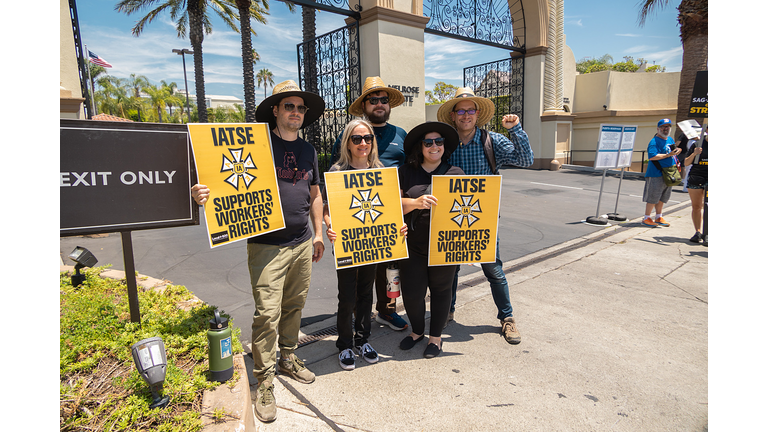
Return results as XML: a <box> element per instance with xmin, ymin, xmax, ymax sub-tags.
<box><xmin>657</xmin><ymin>129</ymin><xmax>670</xmax><ymax>139</ymax></box>
<box><xmin>366</xmin><ymin>106</ymin><xmax>390</xmax><ymax>124</ymax></box>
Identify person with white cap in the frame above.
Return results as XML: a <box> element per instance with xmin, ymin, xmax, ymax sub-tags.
<box><xmin>436</xmin><ymin>86</ymin><xmax>533</xmax><ymax>345</ymax></box>
<box><xmin>331</xmin><ymin>76</ymin><xmax>410</xmax><ymax>332</ymax></box>
<box><xmin>641</xmin><ymin>118</ymin><xmax>682</xmax><ymax>228</ymax></box>
<box><xmin>191</xmin><ymin>80</ymin><xmax>326</xmax><ymax>423</ymax></box>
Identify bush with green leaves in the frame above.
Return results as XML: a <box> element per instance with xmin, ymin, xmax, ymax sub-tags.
<box><xmin>60</xmin><ymin>266</ymin><xmax>243</xmax><ymax>431</ymax></box>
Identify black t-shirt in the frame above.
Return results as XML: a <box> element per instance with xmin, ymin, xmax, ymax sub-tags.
<box><xmin>399</xmin><ymin>163</ymin><xmax>464</xmax><ymax>248</ymax></box>
<box><xmin>248</xmin><ymin>132</ymin><xmax>319</xmax><ymax>246</ymax></box>
<box><xmin>685</xmin><ymin>138</ymin><xmax>708</xmax><ymax>178</ymax></box>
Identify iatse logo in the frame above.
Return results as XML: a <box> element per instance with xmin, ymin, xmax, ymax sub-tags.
<box><xmin>449</xmin><ymin>195</ymin><xmax>482</xmax><ymax>227</ymax></box>
<box><xmin>221</xmin><ymin>148</ymin><xmax>256</xmax><ymax>190</ymax></box>
<box><xmin>349</xmin><ymin>189</ymin><xmax>384</xmax><ymax>223</ymax></box>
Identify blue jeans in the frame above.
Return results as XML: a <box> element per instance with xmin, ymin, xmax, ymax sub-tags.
<box><xmin>450</xmin><ymin>237</ymin><xmax>513</xmax><ymax>320</ymax></box>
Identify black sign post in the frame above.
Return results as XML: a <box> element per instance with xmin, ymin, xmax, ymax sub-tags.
<box><xmin>60</xmin><ymin>119</ymin><xmax>199</xmax><ymax>323</ymax></box>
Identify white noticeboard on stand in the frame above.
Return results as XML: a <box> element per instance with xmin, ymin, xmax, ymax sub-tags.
<box><xmin>594</xmin><ymin>125</ymin><xmax>623</xmax><ymax>169</ymax></box>
<box><xmin>595</xmin><ymin>124</ymin><xmax>637</xmax><ymax>169</ymax></box>
<box><xmin>617</xmin><ymin>126</ymin><xmax>637</xmax><ymax>168</ymax></box>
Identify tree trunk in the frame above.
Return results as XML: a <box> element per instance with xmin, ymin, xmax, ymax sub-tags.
<box><xmin>301</xmin><ymin>6</ymin><xmax>319</xmax><ymax>145</ymax></box>
<box><xmin>674</xmin><ymin>0</ymin><xmax>707</xmax><ymax>128</ymax></box>
<box><xmin>188</xmin><ymin>2</ymin><xmax>208</xmax><ymax>123</ymax></box>
<box><xmin>237</xmin><ymin>0</ymin><xmax>256</xmax><ymax>122</ymax></box>
<box><xmin>301</xmin><ymin>6</ymin><xmax>317</xmax><ymax>94</ymax></box>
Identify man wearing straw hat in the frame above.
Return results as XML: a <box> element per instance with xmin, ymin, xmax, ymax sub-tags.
<box><xmin>437</xmin><ymin>87</ymin><xmax>533</xmax><ymax>345</ymax></box>
<box><xmin>331</xmin><ymin>76</ymin><xmax>410</xmax><ymax>332</ymax></box>
<box><xmin>191</xmin><ymin>80</ymin><xmax>326</xmax><ymax>422</ymax></box>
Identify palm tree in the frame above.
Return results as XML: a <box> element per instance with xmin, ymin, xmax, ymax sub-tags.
<box><xmin>95</xmin><ymin>76</ymin><xmax>131</xmax><ymax>118</ymax></box>
<box><xmin>256</xmin><ymin>68</ymin><xmax>274</xmax><ymax>99</ymax></box>
<box><xmin>233</xmin><ymin>0</ymin><xmax>270</xmax><ymax>122</ymax></box>
<box><xmin>116</xmin><ymin>0</ymin><xmax>242</xmax><ymax>123</ymax></box>
<box><xmin>638</xmin><ymin>0</ymin><xmax>707</xmax><ymax>126</ymax></box>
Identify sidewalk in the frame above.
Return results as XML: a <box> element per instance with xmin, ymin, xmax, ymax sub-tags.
<box><xmin>243</xmin><ymin>202</ymin><xmax>708</xmax><ymax>431</ymax></box>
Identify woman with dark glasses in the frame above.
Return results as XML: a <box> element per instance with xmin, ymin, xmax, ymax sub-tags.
<box><xmin>323</xmin><ymin>119</ymin><xmax>388</xmax><ymax>371</ymax></box>
<box><xmin>397</xmin><ymin>121</ymin><xmax>464</xmax><ymax>359</ymax></box>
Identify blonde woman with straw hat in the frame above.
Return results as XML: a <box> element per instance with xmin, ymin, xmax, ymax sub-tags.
<box><xmin>332</xmin><ymin>76</ymin><xmax>411</xmax><ymax>333</ymax></box>
<box><xmin>437</xmin><ymin>87</ymin><xmax>534</xmax><ymax>346</ymax></box>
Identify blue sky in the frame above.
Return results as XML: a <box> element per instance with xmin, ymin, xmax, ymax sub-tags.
<box><xmin>72</xmin><ymin>0</ymin><xmax>682</xmax><ymax>103</ymax></box>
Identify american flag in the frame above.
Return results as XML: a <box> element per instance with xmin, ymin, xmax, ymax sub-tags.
<box><xmin>88</xmin><ymin>50</ymin><xmax>112</xmax><ymax>68</ymax></box>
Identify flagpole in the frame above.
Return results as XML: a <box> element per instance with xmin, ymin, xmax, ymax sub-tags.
<box><xmin>84</xmin><ymin>44</ymin><xmax>96</xmax><ymax>116</ymax></box>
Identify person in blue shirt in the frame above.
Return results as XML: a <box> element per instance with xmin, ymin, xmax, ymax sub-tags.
<box><xmin>331</xmin><ymin>76</ymin><xmax>410</xmax><ymax>332</ymax></box>
<box><xmin>436</xmin><ymin>87</ymin><xmax>533</xmax><ymax>345</ymax></box>
<box><xmin>641</xmin><ymin>119</ymin><xmax>682</xmax><ymax>227</ymax></box>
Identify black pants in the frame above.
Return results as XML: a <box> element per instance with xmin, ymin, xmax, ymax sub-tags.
<box><xmin>335</xmin><ymin>264</ymin><xmax>376</xmax><ymax>351</ymax></box>
<box><xmin>399</xmin><ymin>247</ymin><xmax>457</xmax><ymax>338</ymax></box>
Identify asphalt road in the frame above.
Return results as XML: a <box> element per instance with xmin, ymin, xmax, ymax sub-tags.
<box><xmin>60</xmin><ymin>167</ymin><xmax>689</xmax><ymax>343</ymax></box>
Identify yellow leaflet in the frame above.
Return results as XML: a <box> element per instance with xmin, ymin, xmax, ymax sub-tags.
<box><xmin>324</xmin><ymin>167</ymin><xmax>408</xmax><ymax>269</ymax></box>
<box><xmin>187</xmin><ymin>123</ymin><xmax>285</xmax><ymax>248</ymax></box>
<box><xmin>428</xmin><ymin>175</ymin><xmax>502</xmax><ymax>266</ymax></box>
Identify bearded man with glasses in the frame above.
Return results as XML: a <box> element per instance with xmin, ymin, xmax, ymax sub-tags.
<box><xmin>436</xmin><ymin>87</ymin><xmax>533</xmax><ymax>345</ymax></box>
<box><xmin>331</xmin><ymin>76</ymin><xmax>411</xmax><ymax>333</ymax></box>
<box><xmin>191</xmin><ymin>80</ymin><xmax>326</xmax><ymax>423</ymax></box>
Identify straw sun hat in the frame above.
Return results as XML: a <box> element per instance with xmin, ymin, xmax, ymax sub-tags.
<box><xmin>348</xmin><ymin>76</ymin><xmax>405</xmax><ymax>117</ymax></box>
<box><xmin>436</xmin><ymin>87</ymin><xmax>495</xmax><ymax>128</ymax></box>
<box><xmin>403</xmin><ymin>121</ymin><xmax>460</xmax><ymax>161</ymax></box>
<box><xmin>255</xmin><ymin>80</ymin><xmax>326</xmax><ymax>129</ymax></box>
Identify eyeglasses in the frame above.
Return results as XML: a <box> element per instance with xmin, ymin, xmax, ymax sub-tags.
<box><xmin>365</xmin><ymin>96</ymin><xmax>389</xmax><ymax>106</ymax></box>
<box><xmin>282</xmin><ymin>103</ymin><xmax>309</xmax><ymax>114</ymax></box>
<box><xmin>454</xmin><ymin>109</ymin><xmax>478</xmax><ymax>116</ymax></box>
<box><xmin>422</xmin><ymin>138</ymin><xmax>445</xmax><ymax>147</ymax></box>
<box><xmin>350</xmin><ymin>134</ymin><xmax>374</xmax><ymax>145</ymax></box>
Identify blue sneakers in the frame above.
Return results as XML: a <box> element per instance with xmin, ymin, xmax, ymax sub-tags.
<box><xmin>375</xmin><ymin>312</ymin><xmax>408</xmax><ymax>331</ymax></box>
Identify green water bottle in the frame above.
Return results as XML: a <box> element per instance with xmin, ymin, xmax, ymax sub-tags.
<box><xmin>207</xmin><ymin>309</ymin><xmax>233</xmax><ymax>382</ymax></box>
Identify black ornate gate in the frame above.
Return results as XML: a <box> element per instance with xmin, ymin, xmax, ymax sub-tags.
<box><xmin>463</xmin><ymin>56</ymin><xmax>525</xmax><ymax>132</ymax></box>
<box><xmin>423</xmin><ymin>0</ymin><xmax>526</xmax><ymax>52</ymax></box>
<box><xmin>297</xmin><ymin>22</ymin><xmax>362</xmax><ymax>174</ymax></box>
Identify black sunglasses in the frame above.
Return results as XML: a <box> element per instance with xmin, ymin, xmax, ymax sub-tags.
<box><xmin>422</xmin><ymin>138</ymin><xmax>445</xmax><ymax>147</ymax></box>
<box><xmin>365</xmin><ymin>96</ymin><xmax>389</xmax><ymax>105</ymax></box>
<box><xmin>282</xmin><ymin>103</ymin><xmax>309</xmax><ymax>114</ymax></box>
<box><xmin>350</xmin><ymin>134</ymin><xmax>374</xmax><ymax>145</ymax></box>
<box><xmin>453</xmin><ymin>109</ymin><xmax>478</xmax><ymax>116</ymax></box>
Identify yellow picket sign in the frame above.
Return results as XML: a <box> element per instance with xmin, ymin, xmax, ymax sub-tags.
<box><xmin>187</xmin><ymin>123</ymin><xmax>285</xmax><ymax>248</ymax></box>
<box><xmin>324</xmin><ymin>167</ymin><xmax>408</xmax><ymax>269</ymax></box>
<box><xmin>428</xmin><ymin>175</ymin><xmax>502</xmax><ymax>266</ymax></box>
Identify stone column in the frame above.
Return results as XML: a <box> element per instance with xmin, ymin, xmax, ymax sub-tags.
<box><xmin>538</xmin><ymin>0</ymin><xmax>572</xmax><ymax>169</ymax></box>
<box><xmin>346</xmin><ymin>0</ymin><xmax>430</xmax><ymax>132</ymax></box>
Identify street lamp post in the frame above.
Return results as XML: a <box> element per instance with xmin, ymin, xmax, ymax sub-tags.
<box><xmin>172</xmin><ymin>48</ymin><xmax>194</xmax><ymax>121</ymax></box>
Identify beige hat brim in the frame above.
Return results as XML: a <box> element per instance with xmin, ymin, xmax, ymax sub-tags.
<box><xmin>348</xmin><ymin>87</ymin><xmax>405</xmax><ymax>117</ymax></box>
<box><xmin>436</xmin><ymin>96</ymin><xmax>495</xmax><ymax>128</ymax></box>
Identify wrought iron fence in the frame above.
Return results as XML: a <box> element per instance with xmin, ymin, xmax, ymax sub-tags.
<box><xmin>298</xmin><ymin>22</ymin><xmax>362</xmax><ymax>174</ymax></box>
<box><xmin>279</xmin><ymin>0</ymin><xmax>361</xmax><ymax>18</ymax></box>
<box><xmin>423</xmin><ymin>0</ymin><xmax>525</xmax><ymax>50</ymax></box>
<box><xmin>464</xmin><ymin>56</ymin><xmax>525</xmax><ymax>132</ymax></box>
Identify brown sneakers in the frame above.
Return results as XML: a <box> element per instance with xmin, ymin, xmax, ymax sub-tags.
<box><xmin>253</xmin><ymin>379</ymin><xmax>276</xmax><ymax>422</ymax></box>
<box><xmin>501</xmin><ymin>317</ymin><xmax>521</xmax><ymax>344</ymax></box>
<box><xmin>278</xmin><ymin>352</ymin><xmax>316</xmax><ymax>384</ymax></box>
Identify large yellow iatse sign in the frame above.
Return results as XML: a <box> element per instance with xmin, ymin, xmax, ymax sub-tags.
<box><xmin>324</xmin><ymin>167</ymin><xmax>408</xmax><ymax>269</ymax></box>
<box><xmin>428</xmin><ymin>175</ymin><xmax>502</xmax><ymax>266</ymax></box>
<box><xmin>187</xmin><ymin>123</ymin><xmax>285</xmax><ymax>248</ymax></box>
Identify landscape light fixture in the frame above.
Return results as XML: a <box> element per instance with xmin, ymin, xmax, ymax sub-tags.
<box><xmin>131</xmin><ymin>337</ymin><xmax>170</xmax><ymax>409</ymax></box>
<box><xmin>68</xmin><ymin>246</ymin><xmax>98</xmax><ymax>287</ymax></box>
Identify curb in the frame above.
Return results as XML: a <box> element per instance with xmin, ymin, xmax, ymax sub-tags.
<box><xmin>201</xmin><ymin>354</ymin><xmax>255</xmax><ymax>432</ymax></box>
